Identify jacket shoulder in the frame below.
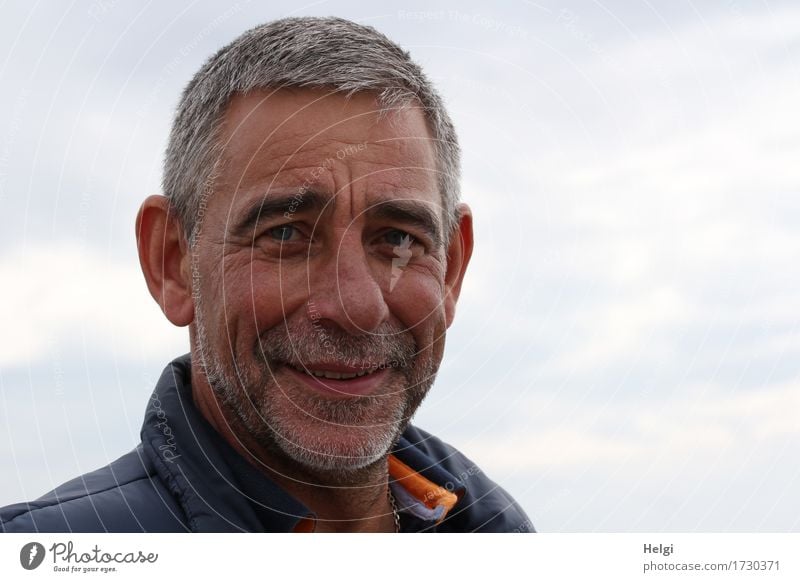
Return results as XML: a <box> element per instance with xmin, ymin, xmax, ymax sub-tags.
<box><xmin>0</xmin><ymin>445</ymin><xmax>187</xmax><ymax>532</ymax></box>
<box><xmin>402</xmin><ymin>424</ymin><xmax>535</xmax><ymax>533</ymax></box>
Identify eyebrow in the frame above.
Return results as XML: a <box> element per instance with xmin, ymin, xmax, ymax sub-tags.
<box><xmin>366</xmin><ymin>200</ymin><xmax>443</xmax><ymax>248</ymax></box>
<box><xmin>230</xmin><ymin>190</ymin><xmax>444</xmax><ymax>248</ymax></box>
<box><xmin>230</xmin><ymin>190</ymin><xmax>331</xmax><ymax>237</ymax></box>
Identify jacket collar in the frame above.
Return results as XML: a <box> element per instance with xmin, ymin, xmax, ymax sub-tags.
<box><xmin>141</xmin><ymin>354</ymin><xmax>310</xmax><ymax>531</ymax></box>
<box><xmin>141</xmin><ymin>354</ymin><xmax>464</xmax><ymax>532</ymax></box>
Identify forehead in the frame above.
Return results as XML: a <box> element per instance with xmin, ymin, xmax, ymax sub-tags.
<box><xmin>216</xmin><ymin>88</ymin><xmax>438</xmax><ymax>191</ymax></box>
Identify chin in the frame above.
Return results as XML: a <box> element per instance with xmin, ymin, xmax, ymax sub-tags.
<box><xmin>275</xmin><ymin>427</ymin><xmax>398</xmax><ymax>474</ymax></box>
<box><xmin>197</xmin><ymin>320</ymin><xmax>437</xmax><ymax>478</ymax></box>
<box><xmin>260</xmin><ymin>397</ymin><xmax>407</xmax><ymax>474</ymax></box>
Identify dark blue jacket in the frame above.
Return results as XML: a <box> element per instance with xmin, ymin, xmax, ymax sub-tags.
<box><xmin>0</xmin><ymin>355</ymin><xmax>533</xmax><ymax>533</ymax></box>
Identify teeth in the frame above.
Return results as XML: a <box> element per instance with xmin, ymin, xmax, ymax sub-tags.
<box><xmin>288</xmin><ymin>364</ymin><xmax>376</xmax><ymax>380</ymax></box>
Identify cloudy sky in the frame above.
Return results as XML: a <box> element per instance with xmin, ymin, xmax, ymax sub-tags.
<box><xmin>1</xmin><ymin>0</ymin><xmax>798</xmax><ymax>532</ymax></box>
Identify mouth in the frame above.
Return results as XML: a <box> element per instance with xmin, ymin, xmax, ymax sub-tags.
<box><xmin>281</xmin><ymin>361</ymin><xmax>391</xmax><ymax>397</ymax></box>
<box><xmin>286</xmin><ymin>362</ymin><xmax>379</xmax><ymax>380</ymax></box>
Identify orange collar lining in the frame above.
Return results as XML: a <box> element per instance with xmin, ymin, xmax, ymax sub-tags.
<box><xmin>292</xmin><ymin>455</ymin><xmax>460</xmax><ymax>532</ymax></box>
<box><xmin>388</xmin><ymin>454</ymin><xmax>459</xmax><ymax>516</ymax></box>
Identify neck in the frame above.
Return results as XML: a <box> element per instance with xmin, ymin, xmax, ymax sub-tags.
<box><xmin>253</xmin><ymin>450</ymin><xmax>395</xmax><ymax>533</ymax></box>
<box><xmin>191</xmin><ymin>373</ymin><xmax>397</xmax><ymax>532</ymax></box>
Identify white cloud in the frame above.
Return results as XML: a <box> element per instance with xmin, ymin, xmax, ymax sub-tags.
<box><xmin>0</xmin><ymin>244</ymin><xmax>187</xmax><ymax>367</ymax></box>
<box><xmin>466</xmin><ymin>380</ymin><xmax>800</xmax><ymax>474</ymax></box>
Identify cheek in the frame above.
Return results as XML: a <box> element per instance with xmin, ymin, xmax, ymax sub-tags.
<box><xmin>387</xmin><ymin>272</ymin><xmax>447</xmax><ymax>341</ymax></box>
<box><xmin>244</xmin><ymin>262</ymin><xmax>310</xmax><ymax>331</ymax></box>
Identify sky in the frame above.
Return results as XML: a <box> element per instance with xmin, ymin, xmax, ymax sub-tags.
<box><xmin>1</xmin><ymin>0</ymin><xmax>798</xmax><ymax>532</ymax></box>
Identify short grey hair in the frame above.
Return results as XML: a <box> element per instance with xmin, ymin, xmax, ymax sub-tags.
<box><xmin>163</xmin><ymin>16</ymin><xmax>461</xmax><ymax>244</ymax></box>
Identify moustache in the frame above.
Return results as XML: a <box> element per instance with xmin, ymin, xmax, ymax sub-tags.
<box><xmin>255</xmin><ymin>317</ymin><xmax>417</xmax><ymax>373</ymax></box>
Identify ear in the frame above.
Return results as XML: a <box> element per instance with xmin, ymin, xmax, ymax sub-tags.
<box><xmin>135</xmin><ymin>195</ymin><xmax>194</xmax><ymax>327</ymax></box>
<box><xmin>443</xmin><ymin>203</ymin><xmax>474</xmax><ymax>328</ymax></box>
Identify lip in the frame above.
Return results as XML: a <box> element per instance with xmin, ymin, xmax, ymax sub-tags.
<box><xmin>282</xmin><ymin>363</ymin><xmax>390</xmax><ymax>398</ymax></box>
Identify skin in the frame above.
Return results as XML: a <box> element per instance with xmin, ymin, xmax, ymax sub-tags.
<box><xmin>135</xmin><ymin>88</ymin><xmax>473</xmax><ymax>532</ymax></box>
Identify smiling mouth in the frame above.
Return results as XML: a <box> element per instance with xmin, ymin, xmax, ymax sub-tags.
<box><xmin>285</xmin><ymin>362</ymin><xmax>381</xmax><ymax>380</ymax></box>
<box><xmin>281</xmin><ymin>360</ymin><xmax>391</xmax><ymax>398</ymax></box>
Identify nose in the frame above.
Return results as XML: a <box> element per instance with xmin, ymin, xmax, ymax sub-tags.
<box><xmin>307</xmin><ymin>231</ymin><xmax>389</xmax><ymax>335</ymax></box>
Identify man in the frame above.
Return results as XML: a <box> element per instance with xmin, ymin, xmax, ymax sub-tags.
<box><xmin>1</xmin><ymin>17</ymin><xmax>532</xmax><ymax>533</ymax></box>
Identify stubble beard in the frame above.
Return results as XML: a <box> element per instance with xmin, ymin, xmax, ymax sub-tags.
<box><xmin>191</xmin><ymin>285</ymin><xmax>438</xmax><ymax>482</ymax></box>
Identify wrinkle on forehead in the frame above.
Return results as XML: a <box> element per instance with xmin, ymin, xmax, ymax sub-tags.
<box><xmin>216</xmin><ymin>88</ymin><xmax>437</xmax><ymax>188</ymax></box>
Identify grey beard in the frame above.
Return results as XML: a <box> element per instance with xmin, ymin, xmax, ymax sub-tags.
<box><xmin>191</xmin><ymin>288</ymin><xmax>436</xmax><ymax>477</ymax></box>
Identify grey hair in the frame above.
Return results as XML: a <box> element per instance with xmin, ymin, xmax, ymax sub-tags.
<box><xmin>163</xmin><ymin>16</ymin><xmax>461</xmax><ymax>245</ymax></box>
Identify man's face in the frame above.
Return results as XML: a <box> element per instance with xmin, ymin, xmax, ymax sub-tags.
<box><xmin>190</xmin><ymin>88</ymin><xmax>454</xmax><ymax>476</ymax></box>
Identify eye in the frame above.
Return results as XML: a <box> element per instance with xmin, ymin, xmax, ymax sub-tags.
<box><xmin>383</xmin><ymin>229</ymin><xmax>416</xmax><ymax>248</ymax></box>
<box><xmin>266</xmin><ymin>225</ymin><xmax>298</xmax><ymax>242</ymax></box>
